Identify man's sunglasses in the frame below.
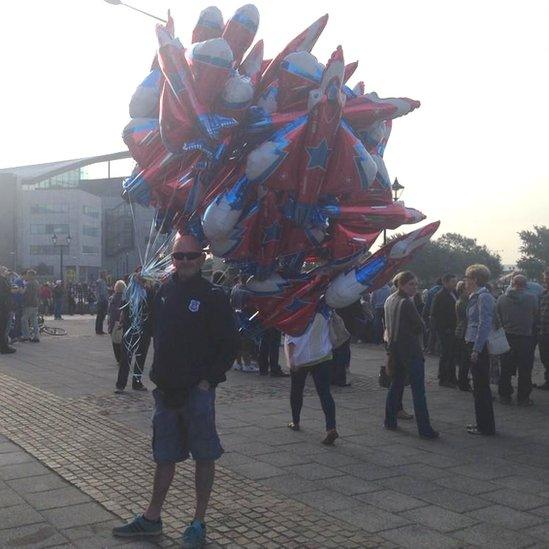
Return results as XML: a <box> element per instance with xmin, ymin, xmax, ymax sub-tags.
<box><xmin>172</xmin><ymin>252</ymin><xmax>203</xmax><ymax>261</ymax></box>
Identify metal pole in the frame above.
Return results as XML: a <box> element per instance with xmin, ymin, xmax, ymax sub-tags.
<box><xmin>60</xmin><ymin>246</ymin><xmax>64</xmax><ymax>283</ymax></box>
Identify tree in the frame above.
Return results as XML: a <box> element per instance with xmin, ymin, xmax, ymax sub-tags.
<box><xmin>403</xmin><ymin>232</ymin><xmax>503</xmax><ymax>286</ymax></box>
<box><xmin>516</xmin><ymin>225</ymin><xmax>549</xmax><ymax>281</ymax></box>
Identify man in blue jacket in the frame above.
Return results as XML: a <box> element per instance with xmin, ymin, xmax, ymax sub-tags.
<box><xmin>113</xmin><ymin>234</ymin><xmax>238</xmax><ymax>547</ymax></box>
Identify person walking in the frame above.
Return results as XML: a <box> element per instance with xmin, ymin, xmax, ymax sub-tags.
<box><xmin>464</xmin><ymin>264</ymin><xmax>496</xmax><ymax>436</ymax></box>
<box><xmin>95</xmin><ymin>271</ymin><xmax>109</xmax><ymax>335</ymax></box>
<box><xmin>537</xmin><ymin>268</ymin><xmax>549</xmax><ymax>390</ymax></box>
<box><xmin>455</xmin><ymin>281</ymin><xmax>471</xmax><ymax>391</ymax></box>
<box><xmin>107</xmin><ymin>280</ymin><xmax>126</xmax><ymax>365</ymax></box>
<box><xmin>285</xmin><ymin>307</ymin><xmax>339</xmax><ymax>445</ymax></box>
<box><xmin>112</xmin><ymin>234</ymin><xmax>238</xmax><ymax>547</ymax></box>
<box><xmin>496</xmin><ymin>274</ymin><xmax>538</xmax><ymax>406</ymax></box>
<box><xmin>384</xmin><ymin>271</ymin><xmax>439</xmax><ymax>439</ymax></box>
<box><xmin>0</xmin><ymin>266</ymin><xmax>16</xmax><ymax>354</ymax></box>
<box><xmin>21</xmin><ymin>270</ymin><xmax>40</xmax><ymax>343</ymax></box>
<box><xmin>114</xmin><ymin>277</ymin><xmax>154</xmax><ymax>393</ymax></box>
<box><xmin>431</xmin><ymin>274</ymin><xmax>458</xmax><ymax>388</ymax></box>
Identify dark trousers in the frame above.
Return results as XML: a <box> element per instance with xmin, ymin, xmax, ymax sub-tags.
<box><xmin>331</xmin><ymin>339</ymin><xmax>350</xmax><ymax>385</ymax></box>
<box><xmin>373</xmin><ymin>307</ymin><xmax>384</xmax><ymax>344</ymax></box>
<box><xmin>498</xmin><ymin>334</ymin><xmax>535</xmax><ymax>402</ymax></box>
<box><xmin>290</xmin><ymin>360</ymin><xmax>336</xmax><ymax>430</ymax></box>
<box><xmin>116</xmin><ymin>333</ymin><xmax>151</xmax><ymax>389</ymax></box>
<box><xmin>455</xmin><ymin>337</ymin><xmax>471</xmax><ymax>389</ymax></box>
<box><xmin>385</xmin><ymin>355</ymin><xmax>433</xmax><ymax>436</ymax></box>
<box><xmin>540</xmin><ymin>335</ymin><xmax>549</xmax><ymax>382</ymax></box>
<box><xmin>258</xmin><ymin>328</ymin><xmax>281</xmax><ymax>374</ymax></box>
<box><xmin>438</xmin><ymin>329</ymin><xmax>456</xmax><ymax>383</ymax></box>
<box><xmin>0</xmin><ymin>309</ymin><xmax>10</xmax><ymax>350</ymax></box>
<box><xmin>112</xmin><ymin>342</ymin><xmax>122</xmax><ymax>364</ymax></box>
<box><xmin>95</xmin><ymin>300</ymin><xmax>108</xmax><ymax>334</ymax></box>
<box><xmin>468</xmin><ymin>343</ymin><xmax>495</xmax><ymax>435</ymax></box>
<box><xmin>53</xmin><ymin>299</ymin><xmax>63</xmax><ymax>319</ymax></box>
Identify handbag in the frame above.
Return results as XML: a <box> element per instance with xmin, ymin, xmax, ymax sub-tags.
<box><xmin>111</xmin><ymin>321</ymin><xmax>123</xmax><ymax>344</ymax></box>
<box><xmin>487</xmin><ymin>327</ymin><xmax>510</xmax><ymax>356</ymax></box>
<box><xmin>329</xmin><ymin>312</ymin><xmax>351</xmax><ymax>349</ymax></box>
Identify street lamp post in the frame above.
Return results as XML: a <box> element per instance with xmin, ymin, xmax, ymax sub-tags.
<box><xmin>383</xmin><ymin>178</ymin><xmax>406</xmax><ymax>245</ymax></box>
<box><xmin>103</xmin><ymin>0</ymin><xmax>167</xmax><ymax>23</ymax></box>
<box><xmin>51</xmin><ymin>234</ymin><xmax>72</xmax><ymax>282</ymax></box>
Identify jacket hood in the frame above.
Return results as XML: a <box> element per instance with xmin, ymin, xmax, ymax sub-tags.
<box><xmin>505</xmin><ymin>288</ymin><xmax>530</xmax><ymax>304</ymax></box>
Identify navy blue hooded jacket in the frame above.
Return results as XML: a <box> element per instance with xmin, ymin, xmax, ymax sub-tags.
<box><xmin>150</xmin><ymin>273</ymin><xmax>238</xmax><ymax>394</ymax></box>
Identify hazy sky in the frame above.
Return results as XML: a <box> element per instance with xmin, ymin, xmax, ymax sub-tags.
<box><xmin>1</xmin><ymin>0</ymin><xmax>547</xmax><ymax>263</ymax></box>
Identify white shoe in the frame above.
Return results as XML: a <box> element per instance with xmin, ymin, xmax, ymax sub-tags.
<box><xmin>232</xmin><ymin>361</ymin><xmax>242</xmax><ymax>371</ymax></box>
<box><xmin>241</xmin><ymin>363</ymin><xmax>259</xmax><ymax>373</ymax></box>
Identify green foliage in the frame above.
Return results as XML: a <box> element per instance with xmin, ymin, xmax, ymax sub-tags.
<box><xmin>517</xmin><ymin>225</ymin><xmax>549</xmax><ymax>280</ymax></box>
<box><xmin>403</xmin><ymin>232</ymin><xmax>503</xmax><ymax>286</ymax></box>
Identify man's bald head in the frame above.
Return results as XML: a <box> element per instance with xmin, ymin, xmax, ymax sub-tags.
<box><xmin>173</xmin><ymin>234</ymin><xmax>203</xmax><ymax>254</ymax></box>
<box><xmin>172</xmin><ymin>233</ymin><xmax>205</xmax><ymax>280</ymax></box>
<box><xmin>512</xmin><ymin>274</ymin><xmax>527</xmax><ymax>289</ymax></box>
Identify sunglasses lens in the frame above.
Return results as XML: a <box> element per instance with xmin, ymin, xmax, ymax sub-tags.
<box><xmin>172</xmin><ymin>252</ymin><xmax>201</xmax><ymax>260</ymax></box>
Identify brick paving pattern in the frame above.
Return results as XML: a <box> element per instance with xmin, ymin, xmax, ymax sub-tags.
<box><xmin>1</xmin><ymin>316</ymin><xmax>549</xmax><ymax>548</ymax></box>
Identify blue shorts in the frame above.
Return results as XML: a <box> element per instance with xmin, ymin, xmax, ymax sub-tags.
<box><xmin>152</xmin><ymin>387</ymin><xmax>223</xmax><ymax>463</ymax></box>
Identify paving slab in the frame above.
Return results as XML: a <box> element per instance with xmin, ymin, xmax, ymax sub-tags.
<box><xmin>401</xmin><ymin>504</ymin><xmax>478</xmax><ymax>532</ymax></box>
<box><xmin>355</xmin><ymin>489</ymin><xmax>429</xmax><ymax>513</ymax></box>
<box><xmin>376</xmin><ymin>523</ymin><xmax>462</xmax><ymax>548</ymax></box>
<box><xmin>467</xmin><ymin>503</ymin><xmax>545</xmax><ymax>529</ymax></box>
<box><xmin>0</xmin><ymin>523</ymin><xmax>69</xmax><ymax>548</ymax></box>
<box><xmin>451</xmin><ymin>521</ymin><xmax>539</xmax><ymax>548</ymax></box>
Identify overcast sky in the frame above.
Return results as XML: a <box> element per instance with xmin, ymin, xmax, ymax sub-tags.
<box><xmin>1</xmin><ymin>0</ymin><xmax>547</xmax><ymax>263</ymax></box>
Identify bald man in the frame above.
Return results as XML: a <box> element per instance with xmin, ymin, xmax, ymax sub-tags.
<box><xmin>497</xmin><ymin>274</ymin><xmax>538</xmax><ymax>406</ymax></box>
<box><xmin>113</xmin><ymin>234</ymin><xmax>238</xmax><ymax>547</ymax></box>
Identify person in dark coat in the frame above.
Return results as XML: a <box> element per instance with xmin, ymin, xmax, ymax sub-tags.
<box><xmin>107</xmin><ymin>280</ymin><xmax>126</xmax><ymax>365</ymax></box>
<box><xmin>113</xmin><ymin>235</ymin><xmax>238</xmax><ymax>546</ymax></box>
<box><xmin>431</xmin><ymin>273</ymin><xmax>458</xmax><ymax>387</ymax></box>
<box><xmin>384</xmin><ymin>271</ymin><xmax>439</xmax><ymax>439</ymax></box>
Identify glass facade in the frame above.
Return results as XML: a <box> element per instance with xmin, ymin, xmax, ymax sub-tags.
<box><xmin>83</xmin><ymin>205</ymin><xmax>100</xmax><ymax>218</ymax></box>
<box><xmin>31</xmin><ymin>204</ymin><xmax>69</xmax><ymax>214</ymax></box>
<box><xmin>23</xmin><ymin>169</ymin><xmax>81</xmax><ymax>190</ymax></box>
<box><xmin>30</xmin><ymin>245</ymin><xmax>60</xmax><ymax>255</ymax></box>
<box><xmin>105</xmin><ymin>202</ymin><xmax>134</xmax><ymax>257</ymax></box>
<box><xmin>82</xmin><ymin>245</ymin><xmax>100</xmax><ymax>254</ymax></box>
<box><xmin>82</xmin><ymin>225</ymin><xmax>99</xmax><ymax>237</ymax></box>
<box><xmin>30</xmin><ymin>224</ymin><xmax>69</xmax><ymax>235</ymax></box>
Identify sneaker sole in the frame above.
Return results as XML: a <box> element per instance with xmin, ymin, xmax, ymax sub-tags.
<box><xmin>112</xmin><ymin>530</ymin><xmax>162</xmax><ymax>538</ymax></box>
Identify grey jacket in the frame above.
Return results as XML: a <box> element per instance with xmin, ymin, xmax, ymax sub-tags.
<box><xmin>465</xmin><ymin>287</ymin><xmax>495</xmax><ymax>352</ymax></box>
<box><xmin>496</xmin><ymin>288</ymin><xmax>537</xmax><ymax>337</ymax></box>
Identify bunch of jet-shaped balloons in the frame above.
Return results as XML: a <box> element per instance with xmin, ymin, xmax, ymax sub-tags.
<box><xmin>122</xmin><ymin>4</ymin><xmax>439</xmax><ymax>335</ymax></box>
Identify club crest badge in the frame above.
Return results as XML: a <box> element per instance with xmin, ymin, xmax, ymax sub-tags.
<box><xmin>188</xmin><ymin>299</ymin><xmax>200</xmax><ymax>313</ymax></box>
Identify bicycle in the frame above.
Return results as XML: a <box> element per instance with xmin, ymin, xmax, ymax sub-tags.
<box><xmin>38</xmin><ymin>315</ymin><xmax>67</xmax><ymax>336</ymax></box>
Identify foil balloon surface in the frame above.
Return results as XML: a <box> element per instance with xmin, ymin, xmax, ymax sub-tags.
<box><xmin>121</xmin><ymin>5</ymin><xmax>438</xmax><ymax>336</ymax></box>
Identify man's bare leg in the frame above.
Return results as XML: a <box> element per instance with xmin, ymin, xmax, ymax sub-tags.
<box><xmin>144</xmin><ymin>462</ymin><xmax>176</xmax><ymax>520</ymax></box>
<box><xmin>194</xmin><ymin>460</ymin><xmax>214</xmax><ymax>522</ymax></box>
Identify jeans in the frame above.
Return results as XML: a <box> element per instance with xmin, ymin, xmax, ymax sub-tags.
<box><xmin>540</xmin><ymin>335</ymin><xmax>549</xmax><ymax>382</ymax></box>
<box><xmin>258</xmin><ymin>328</ymin><xmax>281</xmax><ymax>374</ymax></box>
<box><xmin>95</xmin><ymin>300</ymin><xmax>108</xmax><ymax>334</ymax></box>
<box><xmin>438</xmin><ymin>329</ymin><xmax>456</xmax><ymax>383</ymax></box>
<box><xmin>21</xmin><ymin>306</ymin><xmax>39</xmax><ymax>340</ymax></box>
<box><xmin>498</xmin><ymin>333</ymin><xmax>535</xmax><ymax>402</ymax></box>
<box><xmin>331</xmin><ymin>339</ymin><xmax>350</xmax><ymax>385</ymax></box>
<box><xmin>116</xmin><ymin>332</ymin><xmax>151</xmax><ymax>389</ymax></box>
<box><xmin>455</xmin><ymin>337</ymin><xmax>471</xmax><ymax>389</ymax></box>
<box><xmin>385</xmin><ymin>354</ymin><xmax>434</xmax><ymax>436</ymax></box>
<box><xmin>290</xmin><ymin>360</ymin><xmax>336</xmax><ymax>430</ymax></box>
<box><xmin>53</xmin><ymin>298</ymin><xmax>63</xmax><ymax>319</ymax></box>
<box><xmin>468</xmin><ymin>343</ymin><xmax>495</xmax><ymax>434</ymax></box>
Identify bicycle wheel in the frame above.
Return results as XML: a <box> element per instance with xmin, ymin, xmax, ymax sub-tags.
<box><xmin>42</xmin><ymin>326</ymin><xmax>67</xmax><ymax>336</ymax></box>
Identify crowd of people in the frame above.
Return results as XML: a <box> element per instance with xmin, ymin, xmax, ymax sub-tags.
<box><xmin>2</xmin><ymin>247</ymin><xmax>548</xmax><ymax>547</ymax></box>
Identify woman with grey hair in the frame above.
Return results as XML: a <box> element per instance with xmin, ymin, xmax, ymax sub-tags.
<box><xmin>464</xmin><ymin>264</ymin><xmax>496</xmax><ymax>435</ymax></box>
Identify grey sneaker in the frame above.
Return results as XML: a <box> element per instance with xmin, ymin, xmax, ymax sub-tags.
<box><xmin>112</xmin><ymin>514</ymin><xmax>162</xmax><ymax>538</ymax></box>
<box><xmin>182</xmin><ymin>519</ymin><xmax>206</xmax><ymax>548</ymax></box>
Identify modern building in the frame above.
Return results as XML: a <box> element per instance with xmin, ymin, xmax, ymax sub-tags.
<box><xmin>0</xmin><ymin>152</ymin><xmax>154</xmax><ymax>281</ymax></box>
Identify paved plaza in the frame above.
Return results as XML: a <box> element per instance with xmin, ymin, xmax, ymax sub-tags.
<box><xmin>1</xmin><ymin>316</ymin><xmax>549</xmax><ymax>548</ymax></box>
